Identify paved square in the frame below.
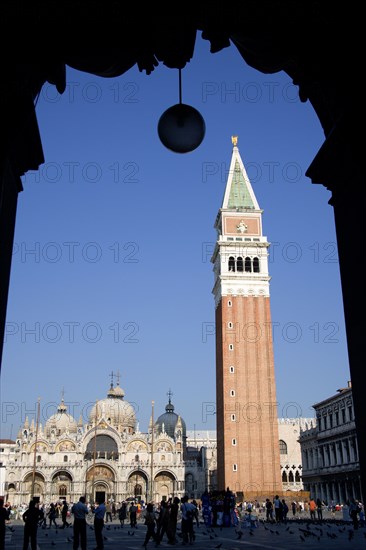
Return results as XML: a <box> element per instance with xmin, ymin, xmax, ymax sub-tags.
<box><xmin>4</xmin><ymin>517</ymin><xmax>366</xmax><ymax>549</ymax></box>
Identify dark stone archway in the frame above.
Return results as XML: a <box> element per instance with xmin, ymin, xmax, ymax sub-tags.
<box><xmin>1</xmin><ymin>2</ymin><xmax>364</xmax><ymax>501</ymax></box>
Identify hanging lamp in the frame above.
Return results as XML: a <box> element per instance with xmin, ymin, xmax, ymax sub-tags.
<box><xmin>158</xmin><ymin>68</ymin><xmax>206</xmax><ymax>153</ymax></box>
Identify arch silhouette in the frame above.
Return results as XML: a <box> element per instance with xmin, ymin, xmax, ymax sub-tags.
<box><xmin>1</xmin><ymin>4</ymin><xmax>364</xmax><ymax>501</ymax></box>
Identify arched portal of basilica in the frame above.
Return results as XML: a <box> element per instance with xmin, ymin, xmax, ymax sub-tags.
<box><xmin>86</xmin><ymin>465</ymin><xmax>115</xmax><ymax>503</ymax></box>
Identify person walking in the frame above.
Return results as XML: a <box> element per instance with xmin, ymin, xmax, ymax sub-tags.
<box><xmin>167</xmin><ymin>497</ymin><xmax>180</xmax><ymax>545</ymax></box>
<box><xmin>129</xmin><ymin>501</ymin><xmax>138</xmax><ymax>528</ymax></box>
<box><xmin>118</xmin><ymin>502</ymin><xmax>127</xmax><ymax>527</ymax></box>
<box><xmin>316</xmin><ymin>498</ymin><xmax>323</xmax><ymax>521</ymax></box>
<box><xmin>348</xmin><ymin>498</ymin><xmax>360</xmax><ymax>529</ymax></box>
<box><xmin>281</xmin><ymin>499</ymin><xmax>289</xmax><ymax>522</ymax></box>
<box><xmin>309</xmin><ymin>498</ymin><xmax>316</xmax><ymax>521</ymax></box>
<box><xmin>142</xmin><ymin>503</ymin><xmax>158</xmax><ymax>547</ymax></box>
<box><xmin>180</xmin><ymin>496</ymin><xmax>196</xmax><ymax>546</ymax></box>
<box><xmin>359</xmin><ymin>502</ymin><xmax>365</xmax><ymax>527</ymax></box>
<box><xmin>291</xmin><ymin>501</ymin><xmax>296</xmax><ymax>517</ymax></box>
<box><xmin>0</xmin><ymin>498</ymin><xmax>9</xmax><ymax>550</ymax></box>
<box><xmin>22</xmin><ymin>500</ymin><xmax>42</xmax><ymax>550</ymax></box>
<box><xmin>71</xmin><ymin>496</ymin><xmax>88</xmax><ymax>550</ymax></box>
<box><xmin>47</xmin><ymin>503</ymin><xmax>58</xmax><ymax>528</ymax></box>
<box><xmin>192</xmin><ymin>499</ymin><xmax>200</xmax><ymax>528</ymax></box>
<box><xmin>38</xmin><ymin>504</ymin><xmax>47</xmax><ymax>528</ymax></box>
<box><xmin>105</xmin><ymin>501</ymin><xmax>112</xmax><ymax>523</ymax></box>
<box><xmin>156</xmin><ymin>500</ymin><xmax>169</xmax><ymax>544</ymax></box>
<box><xmin>93</xmin><ymin>499</ymin><xmax>106</xmax><ymax>550</ymax></box>
<box><xmin>273</xmin><ymin>495</ymin><xmax>282</xmax><ymax>523</ymax></box>
<box><xmin>265</xmin><ymin>499</ymin><xmax>273</xmax><ymax>522</ymax></box>
<box><xmin>61</xmin><ymin>501</ymin><xmax>70</xmax><ymax>528</ymax></box>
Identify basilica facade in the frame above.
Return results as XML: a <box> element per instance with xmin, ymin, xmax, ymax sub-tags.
<box><xmin>1</xmin><ymin>378</ymin><xmax>308</xmax><ymax>506</ymax></box>
<box><xmin>2</xmin><ymin>382</ymin><xmax>218</xmax><ymax>506</ymax></box>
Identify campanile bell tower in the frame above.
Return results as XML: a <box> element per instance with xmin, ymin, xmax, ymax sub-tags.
<box><xmin>211</xmin><ymin>136</ymin><xmax>282</xmax><ymax>496</ymax></box>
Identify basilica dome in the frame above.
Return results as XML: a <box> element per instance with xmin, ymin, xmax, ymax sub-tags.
<box><xmin>89</xmin><ymin>383</ymin><xmax>136</xmax><ymax>432</ymax></box>
<box><xmin>155</xmin><ymin>394</ymin><xmax>186</xmax><ymax>441</ymax></box>
<box><xmin>45</xmin><ymin>399</ymin><xmax>78</xmax><ymax>436</ymax></box>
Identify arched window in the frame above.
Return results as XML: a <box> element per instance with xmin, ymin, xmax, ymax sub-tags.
<box><xmin>37</xmin><ymin>455</ymin><xmax>41</xmax><ymax>463</ymax></box>
<box><xmin>253</xmin><ymin>257</ymin><xmax>260</xmax><ymax>273</ymax></box>
<box><xmin>282</xmin><ymin>471</ymin><xmax>288</xmax><ymax>482</ymax></box>
<box><xmin>279</xmin><ymin>440</ymin><xmax>288</xmax><ymax>454</ymax></box>
<box><xmin>295</xmin><ymin>470</ymin><xmax>301</xmax><ymax>482</ymax></box>
<box><xmin>228</xmin><ymin>257</ymin><xmax>235</xmax><ymax>272</ymax></box>
<box><xmin>288</xmin><ymin>471</ymin><xmax>294</xmax><ymax>482</ymax></box>
<box><xmin>85</xmin><ymin>434</ymin><xmax>119</xmax><ymax>460</ymax></box>
<box><xmin>63</xmin><ymin>455</ymin><xmax>68</xmax><ymax>462</ymax></box>
<box><xmin>135</xmin><ymin>454</ymin><xmax>139</xmax><ymax>462</ymax></box>
<box><xmin>245</xmin><ymin>257</ymin><xmax>252</xmax><ymax>272</ymax></box>
<box><xmin>236</xmin><ymin>257</ymin><xmax>243</xmax><ymax>272</ymax></box>
<box><xmin>59</xmin><ymin>485</ymin><xmax>67</xmax><ymax>496</ymax></box>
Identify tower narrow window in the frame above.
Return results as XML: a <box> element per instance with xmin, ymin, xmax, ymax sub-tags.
<box><xmin>228</xmin><ymin>256</ymin><xmax>236</xmax><ymax>272</ymax></box>
<box><xmin>233</xmin><ymin>464</ymin><xmax>237</xmax><ymax>471</ymax></box>
<box><xmin>245</xmin><ymin>257</ymin><xmax>252</xmax><ymax>272</ymax></box>
<box><xmin>236</xmin><ymin>257</ymin><xmax>244</xmax><ymax>272</ymax></box>
<box><xmin>253</xmin><ymin>257</ymin><xmax>260</xmax><ymax>273</ymax></box>
<box><xmin>228</xmin><ymin>300</ymin><xmax>232</xmax><ymax>307</ymax></box>
<box><xmin>229</xmin><ymin>344</ymin><xmax>234</xmax><ymax>351</ymax></box>
<box><xmin>229</xmin><ymin>366</ymin><xmax>235</xmax><ymax>373</ymax></box>
<box><xmin>232</xmin><ymin>438</ymin><xmax>237</xmax><ymax>446</ymax></box>
<box><xmin>230</xmin><ymin>389</ymin><xmax>235</xmax><ymax>397</ymax></box>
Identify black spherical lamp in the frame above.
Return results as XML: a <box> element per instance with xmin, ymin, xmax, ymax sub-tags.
<box><xmin>158</xmin><ymin>69</ymin><xmax>206</xmax><ymax>153</ymax></box>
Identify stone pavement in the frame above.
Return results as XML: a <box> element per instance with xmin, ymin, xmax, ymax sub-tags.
<box><xmin>3</xmin><ymin>517</ymin><xmax>366</xmax><ymax>550</ymax></box>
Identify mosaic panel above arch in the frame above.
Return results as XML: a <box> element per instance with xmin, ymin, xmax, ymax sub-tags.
<box><xmin>86</xmin><ymin>464</ymin><xmax>115</xmax><ymax>481</ymax></box>
<box><xmin>56</xmin><ymin>440</ymin><xmax>76</xmax><ymax>452</ymax></box>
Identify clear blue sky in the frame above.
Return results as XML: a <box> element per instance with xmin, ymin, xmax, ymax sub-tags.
<box><xmin>1</xmin><ymin>35</ymin><xmax>350</xmax><ymax>439</ymax></box>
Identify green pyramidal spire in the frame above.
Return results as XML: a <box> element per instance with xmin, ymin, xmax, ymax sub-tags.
<box><xmin>222</xmin><ymin>136</ymin><xmax>260</xmax><ymax>210</ymax></box>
